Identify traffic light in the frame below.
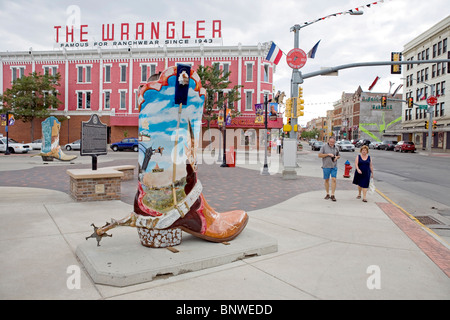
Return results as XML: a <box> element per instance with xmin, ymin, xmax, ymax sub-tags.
<box><xmin>285</xmin><ymin>98</ymin><xmax>292</xmax><ymax>118</ymax></box>
<box><xmin>433</xmin><ymin>120</ymin><xmax>437</xmax><ymax>129</ymax></box>
<box><xmin>407</xmin><ymin>97</ymin><xmax>414</xmax><ymax>108</ymax></box>
<box><xmin>296</xmin><ymin>98</ymin><xmax>304</xmax><ymax>117</ymax></box>
<box><xmin>296</xmin><ymin>86</ymin><xmax>305</xmax><ymax>117</ymax></box>
<box><xmin>425</xmin><ymin>121</ymin><xmax>429</xmax><ymax>129</ymax></box>
<box><xmin>381</xmin><ymin>95</ymin><xmax>387</xmax><ymax>108</ymax></box>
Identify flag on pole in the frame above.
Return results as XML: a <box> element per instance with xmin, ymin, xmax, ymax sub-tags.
<box><xmin>368</xmin><ymin>76</ymin><xmax>379</xmax><ymax>91</ymax></box>
<box><xmin>417</xmin><ymin>91</ymin><xmax>423</xmax><ymax>100</ymax></box>
<box><xmin>391</xmin><ymin>84</ymin><xmax>403</xmax><ymax>96</ymax></box>
<box><xmin>265</xmin><ymin>42</ymin><xmax>283</xmax><ymax>65</ymax></box>
<box><xmin>307</xmin><ymin>40</ymin><xmax>321</xmax><ymax>59</ymax></box>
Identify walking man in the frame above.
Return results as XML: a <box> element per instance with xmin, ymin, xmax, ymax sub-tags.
<box><xmin>318</xmin><ymin>137</ymin><xmax>340</xmax><ymax>201</ymax></box>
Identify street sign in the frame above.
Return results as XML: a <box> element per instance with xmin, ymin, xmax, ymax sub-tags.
<box><xmin>427</xmin><ymin>95</ymin><xmax>437</xmax><ymax>106</ymax></box>
<box><xmin>418</xmin><ymin>105</ymin><xmax>428</xmax><ymax>110</ymax></box>
<box><xmin>286</xmin><ymin>48</ymin><xmax>307</xmax><ymax>69</ymax></box>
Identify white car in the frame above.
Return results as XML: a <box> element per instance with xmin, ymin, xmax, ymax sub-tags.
<box><xmin>369</xmin><ymin>141</ymin><xmax>382</xmax><ymax>149</ymax></box>
<box><xmin>0</xmin><ymin>137</ymin><xmax>32</xmax><ymax>153</ymax></box>
<box><xmin>27</xmin><ymin>139</ymin><xmax>42</xmax><ymax>150</ymax></box>
<box><xmin>64</xmin><ymin>139</ymin><xmax>81</xmax><ymax>151</ymax></box>
<box><xmin>338</xmin><ymin>140</ymin><xmax>355</xmax><ymax>152</ymax></box>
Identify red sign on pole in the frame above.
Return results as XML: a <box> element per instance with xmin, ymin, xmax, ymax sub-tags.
<box><xmin>427</xmin><ymin>96</ymin><xmax>437</xmax><ymax>106</ymax></box>
<box><xmin>286</xmin><ymin>48</ymin><xmax>307</xmax><ymax>69</ymax></box>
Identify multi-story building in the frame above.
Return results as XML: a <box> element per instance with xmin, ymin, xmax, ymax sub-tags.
<box><xmin>402</xmin><ymin>15</ymin><xmax>449</xmax><ymax>150</ymax></box>
<box><xmin>331</xmin><ymin>86</ymin><xmax>402</xmax><ymax>142</ymax></box>
<box><xmin>0</xmin><ymin>44</ymin><xmax>282</xmax><ymax>149</ymax></box>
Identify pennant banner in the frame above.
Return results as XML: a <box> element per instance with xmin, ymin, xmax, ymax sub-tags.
<box><xmin>300</xmin><ymin>1</ymin><xmax>388</xmax><ymax>27</ymax></box>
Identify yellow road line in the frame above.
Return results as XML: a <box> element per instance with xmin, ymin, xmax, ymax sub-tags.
<box><xmin>375</xmin><ymin>188</ymin><xmax>449</xmax><ymax>246</ymax></box>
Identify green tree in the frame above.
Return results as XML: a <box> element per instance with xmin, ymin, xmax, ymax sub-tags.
<box><xmin>0</xmin><ymin>72</ymin><xmax>62</xmax><ymax>141</ymax></box>
<box><xmin>301</xmin><ymin>128</ymin><xmax>320</xmax><ymax>140</ymax></box>
<box><xmin>197</xmin><ymin>64</ymin><xmax>242</xmax><ymax>146</ymax></box>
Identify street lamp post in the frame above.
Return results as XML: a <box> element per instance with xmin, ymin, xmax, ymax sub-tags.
<box><xmin>261</xmin><ymin>95</ymin><xmax>270</xmax><ymax>175</ymax></box>
<box><xmin>220</xmin><ymin>103</ymin><xmax>228</xmax><ymax>167</ymax></box>
<box><xmin>67</xmin><ymin>115</ymin><xmax>71</xmax><ymax>144</ymax></box>
<box><xmin>4</xmin><ymin>111</ymin><xmax>10</xmax><ymax>155</ymax></box>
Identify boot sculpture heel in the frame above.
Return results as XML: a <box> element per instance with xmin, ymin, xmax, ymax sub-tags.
<box><xmin>89</xmin><ymin>65</ymin><xmax>248</xmax><ymax>247</ymax></box>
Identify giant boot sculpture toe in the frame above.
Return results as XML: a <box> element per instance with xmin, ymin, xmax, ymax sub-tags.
<box><xmin>90</xmin><ymin>65</ymin><xmax>248</xmax><ymax>248</ymax></box>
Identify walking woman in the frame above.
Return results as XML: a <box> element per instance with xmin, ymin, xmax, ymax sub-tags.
<box><xmin>352</xmin><ymin>145</ymin><xmax>374</xmax><ymax>202</ymax></box>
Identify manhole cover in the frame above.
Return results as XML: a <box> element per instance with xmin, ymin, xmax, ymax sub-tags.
<box><xmin>415</xmin><ymin>216</ymin><xmax>443</xmax><ymax>225</ymax></box>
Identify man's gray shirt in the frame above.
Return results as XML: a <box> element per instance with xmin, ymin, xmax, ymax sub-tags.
<box><xmin>319</xmin><ymin>143</ymin><xmax>340</xmax><ymax>168</ymax></box>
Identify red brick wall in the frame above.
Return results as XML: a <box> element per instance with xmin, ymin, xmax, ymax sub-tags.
<box><xmin>0</xmin><ymin>115</ymin><xmax>112</xmax><ymax>145</ymax></box>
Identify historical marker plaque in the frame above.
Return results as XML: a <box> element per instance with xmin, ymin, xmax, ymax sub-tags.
<box><xmin>81</xmin><ymin>114</ymin><xmax>107</xmax><ymax>156</ymax></box>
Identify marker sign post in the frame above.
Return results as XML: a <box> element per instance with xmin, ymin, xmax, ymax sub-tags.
<box><xmin>81</xmin><ymin>114</ymin><xmax>107</xmax><ymax>170</ymax></box>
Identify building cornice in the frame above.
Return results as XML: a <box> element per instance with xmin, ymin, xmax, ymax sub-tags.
<box><xmin>0</xmin><ymin>44</ymin><xmax>269</xmax><ymax>63</ymax></box>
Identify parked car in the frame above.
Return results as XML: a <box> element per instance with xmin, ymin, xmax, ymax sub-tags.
<box><xmin>311</xmin><ymin>141</ymin><xmax>324</xmax><ymax>151</ymax></box>
<box><xmin>379</xmin><ymin>140</ymin><xmax>397</xmax><ymax>151</ymax></box>
<box><xmin>369</xmin><ymin>141</ymin><xmax>382</xmax><ymax>149</ymax></box>
<box><xmin>355</xmin><ymin>139</ymin><xmax>371</xmax><ymax>148</ymax></box>
<box><xmin>110</xmin><ymin>138</ymin><xmax>139</xmax><ymax>152</ymax></box>
<box><xmin>65</xmin><ymin>139</ymin><xmax>81</xmax><ymax>151</ymax></box>
<box><xmin>27</xmin><ymin>139</ymin><xmax>42</xmax><ymax>150</ymax></box>
<box><xmin>0</xmin><ymin>137</ymin><xmax>32</xmax><ymax>153</ymax></box>
<box><xmin>338</xmin><ymin>140</ymin><xmax>355</xmax><ymax>152</ymax></box>
<box><xmin>394</xmin><ymin>141</ymin><xmax>416</xmax><ymax>153</ymax></box>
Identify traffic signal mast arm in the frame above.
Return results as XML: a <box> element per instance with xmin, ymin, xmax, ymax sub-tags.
<box><xmin>301</xmin><ymin>59</ymin><xmax>450</xmax><ymax>81</ymax></box>
<box><xmin>384</xmin><ymin>97</ymin><xmax>421</xmax><ymax>108</ymax></box>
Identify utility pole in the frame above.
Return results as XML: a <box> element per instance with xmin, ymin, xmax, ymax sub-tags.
<box><xmin>281</xmin><ymin>25</ymin><xmax>302</xmax><ymax>179</ymax></box>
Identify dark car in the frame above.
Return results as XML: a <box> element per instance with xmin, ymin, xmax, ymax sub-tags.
<box><xmin>110</xmin><ymin>138</ymin><xmax>139</xmax><ymax>152</ymax></box>
<box><xmin>311</xmin><ymin>141</ymin><xmax>324</xmax><ymax>151</ymax></box>
<box><xmin>379</xmin><ymin>140</ymin><xmax>397</xmax><ymax>151</ymax></box>
<box><xmin>394</xmin><ymin>141</ymin><xmax>416</xmax><ymax>153</ymax></box>
<box><xmin>355</xmin><ymin>139</ymin><xmax>371</xmax><ymax>148</ymax></box>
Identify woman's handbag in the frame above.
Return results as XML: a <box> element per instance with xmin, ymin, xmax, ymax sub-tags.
<box><xmin>369</xmin><ymin>178</ymin><xmax>376</xmax><ymax>194</ymax></box>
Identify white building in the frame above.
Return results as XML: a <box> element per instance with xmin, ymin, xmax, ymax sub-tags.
<box><xmin>402</xmin><ymin>15</ymin><xmax>449</xmax><ymax>150</ymax></box>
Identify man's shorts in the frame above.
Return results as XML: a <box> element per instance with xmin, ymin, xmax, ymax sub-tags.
<box><xmin>322</xmin><ymin>167</ymin><xmax>338</xmax><ymax>180</ymax></box>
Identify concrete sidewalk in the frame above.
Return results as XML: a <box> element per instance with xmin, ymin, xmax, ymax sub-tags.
<box><xmin>0</xmin><ymin>149</ymin><xmax>449</xmax><ymax>300</ymax></box>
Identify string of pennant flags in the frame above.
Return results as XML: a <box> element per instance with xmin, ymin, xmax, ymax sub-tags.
<box><xmin>266</xmin><ymin>0</ymin><xmax>391</xmax><ymax>64</ymax></box>
<box><xmin>300</xmin><ymin>0</ymin><xmax>390</xmax><ymax>27</ymax></box>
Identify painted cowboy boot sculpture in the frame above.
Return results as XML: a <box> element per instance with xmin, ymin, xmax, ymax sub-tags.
<box><xmin>40</xmin><ymin>116</ymin><xmax>77</xmax><ymax>161</ymax></box>
<box><xmin>88</xmin><ymin>65</ymin><xmax>248</xmax><ymax>248</ymax></box>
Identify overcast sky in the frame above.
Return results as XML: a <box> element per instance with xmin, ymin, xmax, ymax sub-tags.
<box><xmin>1</xmin><ymin>0</ymin><xmax>449</xmax><ymax>125</ymax></box>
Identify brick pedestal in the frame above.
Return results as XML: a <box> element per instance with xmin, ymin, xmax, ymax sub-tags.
<box><xmin>67</xmin><ymin>168</ymin><xmax>124</xmax><ymax>202</ymax></box>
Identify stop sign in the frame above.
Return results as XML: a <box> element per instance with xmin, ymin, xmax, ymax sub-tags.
<box><xmin>427</xmin><ymin>96</ymin><xmax>437</xmax><ymax>106</ymax></box>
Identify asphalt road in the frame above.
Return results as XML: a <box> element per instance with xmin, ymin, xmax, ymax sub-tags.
<box><xmin>337</xmin><ymin>148</ymin><xmax>450</xmax><ymax>205</ymax></box>
<box><xmin>313</xmin><ymin>145</ymin><xmax>450</xmax><ymax>241</ymax></box>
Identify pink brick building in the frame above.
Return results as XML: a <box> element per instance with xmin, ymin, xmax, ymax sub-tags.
<box><xmin>1</xmin><ymin>44</ymin><xmax>282</xmax><ymax>149</ymax></box>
